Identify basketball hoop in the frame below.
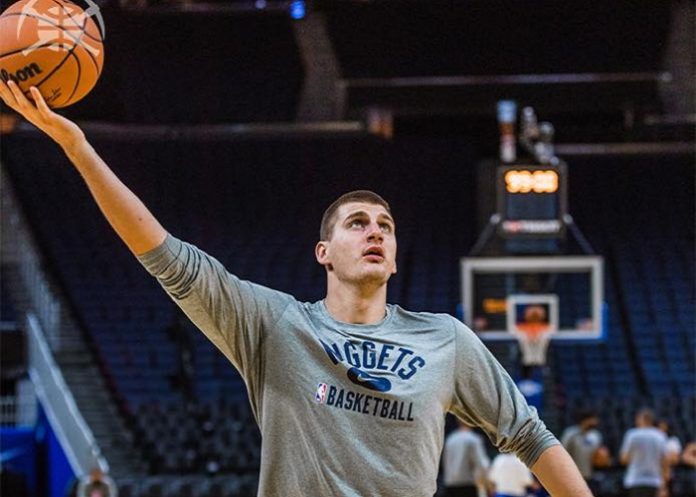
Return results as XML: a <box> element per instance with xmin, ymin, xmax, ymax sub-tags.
<box><xmin>506</xmin><ymin>294</ymin><xmax>559</xmax><ymax>367</ymax></box>
<box><xmin>515</xmin><ymin>329</ymin><xmax>553</xmax><ymax>366</ymax></box>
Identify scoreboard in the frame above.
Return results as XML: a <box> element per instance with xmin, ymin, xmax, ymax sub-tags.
<box><xmin>496</xmin><ymin>162</ymin><xmax>567</xmax><ymax>239</ymax></box>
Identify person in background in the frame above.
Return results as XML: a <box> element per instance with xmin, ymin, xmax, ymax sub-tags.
<box><xmin>76</xmin><ymin>468</ymin><xmax>118</xmax><ymax>497</ymax></box>
<box><xmin>620</xmin><ymin>408</ymin><xmax>668</xmax><ymax>497</ymax></box>
<box><xmin>561</xmin><ymin>409</ymin><xmax>611</xmax><ymax>494</ymax></box>
<box><xmin>442</xmin><ymin>420</ymin><xmax>490</xmax><ymax>497</ymax></box>
<box><xmin>681</xmin><ymin>441</ymin><xmax>696</xmax><ymax>467</ymax></box>
<box><xmin>488</xmin><ymin>452</ymin><xmax>536</xmax><ymax>497</ymax></box>
<box><xmin>657</xmin><ymin>419</ymin><xmax>682</xmax><ymax>466</ymax></box>
<box><xmin>657</xmin><ymin>419</ymin><xmax>682</xmax><ymax>495</ymax></box>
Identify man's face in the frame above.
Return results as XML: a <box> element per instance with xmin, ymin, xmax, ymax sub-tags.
<box><xmin>581</xmin><ymin>416</ymin><xmax>599</xmax><ymax>430</ymax></box>
<box><xmin>316</xmin><ymin>201</ymin><xmax>397</xmax><ymax>286</ymax></box>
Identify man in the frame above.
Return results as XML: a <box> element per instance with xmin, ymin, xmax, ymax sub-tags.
<box><xmin>682</xmin><ymin>441</ymin><xmax>696</xmax><ymax>467</ymax></box>
<box><xmin>620</xmin><ymin>408</ymin><xmax>669</xmax><ymax>497</ymax></box>
<box><xmin>442</xmin><ymin>420</ymin><xmax>489</xmax><ymax>497</ymax></box>
<box><xmin>561</xmin><ymin>409</ymin><xmax>610</xmax><ymax>493</ymax></box>
<box><xmin>657</xmin><ymin>419</ymin><xmax>682</xmax><ymax>496</ymax></box>
<box><xmin>0</xmin><ymin>81</ymin><xmax>593</xmax><ymax>496</ymax></box>
<box><xmin>488</xmin><ymin>452</ymin><xmax>535</xmax><ymax>497</ymax></box>
<box><xmin>76</xmin><ymin>468</ymin><xmax>118</xmax><ymax>497</ymax></box>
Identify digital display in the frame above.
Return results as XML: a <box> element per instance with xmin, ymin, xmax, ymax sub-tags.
<box><xmin>497</xmin><ymin>163</ymin><xmax>567</xmax><ymax>239</ymax></box>
<box><xmin>504</xmin><ymin>170</ymin><xmax>559</xmax><ymax>193</ymax></box>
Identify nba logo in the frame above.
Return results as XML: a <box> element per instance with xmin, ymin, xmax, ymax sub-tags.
<box><xmin>314</xmin><ymin>383</ymin><xmax>328</xmax><ymax>404</ymax></box>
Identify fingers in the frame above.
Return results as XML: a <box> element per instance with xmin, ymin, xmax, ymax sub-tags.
<box><xmin>30</xmin><ymin>86</ymin><xmax>52</xmax><ymax>118</ymax></box>
<box><xmin>0</xmin><ymin>80</ymin><xmax>52</xmax><ymax>125</ymax></box>
<box><xmin>0</xmin><ymin>79</ymin><xmax>19</xmax><ymax>109</ymax></box>
<box><xmin>7</xmin><ymin>80</ymin><xmax>33</xmax><ymax>112</ymax></box>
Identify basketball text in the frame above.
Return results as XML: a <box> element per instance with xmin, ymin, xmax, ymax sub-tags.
<box><xmin>0</xmin><ymin>64</ymin><xmax>44</xmax><ymax>84</ymax></box>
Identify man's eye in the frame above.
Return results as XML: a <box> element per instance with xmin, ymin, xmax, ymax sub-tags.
<box><xmin>380</xmin><ymin>224</ymin><xmax>393</xmax><ymax>233</ymax></box>
<box><xmin>350</xmin><ymin>220</ymin><xmax>364</xmax><ymax>228</ymax></box>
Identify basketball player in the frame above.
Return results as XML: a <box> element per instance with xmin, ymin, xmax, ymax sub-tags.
<box><xmin>0</xmin><ymin>81</ymin><xmax>594</xmax><ymax>496</ymax></box>
<box><xmin>442</xmin><ymin>420</ymin><xmax>489</xmax><ymax>497</ymax></box>
<box><xmin>561</xmin><ymin>409</ymin><xmax>609</xmax><ymax>494</ymax></box>
<box><xmin>620</xmin><ymin>408</ymin><xmax>669</xmax><ymax>497</ymax></box>
<box><xmin>487</xmin><ymin>452</ymin><xmax>535</xmax><ymax>497</ymax></box>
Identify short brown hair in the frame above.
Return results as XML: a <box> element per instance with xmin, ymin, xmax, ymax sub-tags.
<box><xmin>320</xmin><ymin>190</ymin><xmax>392</xmax><ymax>241</ymax></box>
<box><xmin>637</xmin><ymin>408</ymin><xmax>655</xmax><ymax>424</ymax></box>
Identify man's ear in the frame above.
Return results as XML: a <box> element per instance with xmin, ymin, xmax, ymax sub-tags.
<box><xmin>315</xmin><ymin>241</ymin><xmax>332</xmax><ymax>270</ymax></box>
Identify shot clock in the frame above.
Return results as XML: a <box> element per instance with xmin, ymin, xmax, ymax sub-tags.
<box><xmin>496</xmin><ymin>162</ymin><xmax>567</xmax><ymax>239</ymax></box>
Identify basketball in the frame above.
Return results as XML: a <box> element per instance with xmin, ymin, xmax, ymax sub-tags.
<box><xmin>0</xmin><ymin>0</ymin><xmax>104</xmax><ymax>108</ymax></box>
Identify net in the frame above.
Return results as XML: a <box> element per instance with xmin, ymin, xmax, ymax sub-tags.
<box><xmin>516</xmin><ymin>330</ymin><xmax>553</xmax><ymax>366</ymax></box>
<box><xmin>506</xmin><ymin>293</ymin><xmax>558</xmax><ymax>366</ymax></box>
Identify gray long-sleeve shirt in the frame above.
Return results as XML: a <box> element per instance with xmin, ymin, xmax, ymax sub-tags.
<box><xmin>138</xmin><ymin>235</ymin><xmax>558</xmax><ymax>497</ymax></box>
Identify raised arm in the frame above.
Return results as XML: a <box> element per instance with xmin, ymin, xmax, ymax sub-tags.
<box><xmin>0</xmin><ymin>81</ymin><xmax>166</xmax><ymax>255</ymax></box>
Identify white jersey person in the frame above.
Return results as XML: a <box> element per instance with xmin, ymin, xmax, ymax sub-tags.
<box><xmin>488</xmin><ymin>453</ymin><xmax>535</xmax><ymax>497</ymax></box>
<box><xmin>657</xmin><ymin>419</ymin><xmax>682</xmax><ymax>495</ymax></box>
<box><xmin>442</xmin><ymin>420</ymin><xmax>490</xmax><ymax>497</ymax></box>
<box><xmin>620</xmin><ymin>408</ymin><xmax>669</xmax><ymax>497</ymax></box>
<box><xmin>0</xmin><ymin>80</ymin><xmax>594</xmax><ymax>497</ymax></box>
<box><xmin>657</xmin><ymin>419</ymin><xmax>682</xmax><ymax>466</ymax></box>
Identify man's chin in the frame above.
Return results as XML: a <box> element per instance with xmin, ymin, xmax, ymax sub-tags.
<box><xmin>357</xmin><ymin>268</ymin><xmax>392</xmax><ymax>285</ymax></box>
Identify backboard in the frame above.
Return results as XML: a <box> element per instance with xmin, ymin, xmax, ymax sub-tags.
<box><xmin>460</xmin><ymin>256</ymin><xmax>605</xmax><ymax>341</ymax></box>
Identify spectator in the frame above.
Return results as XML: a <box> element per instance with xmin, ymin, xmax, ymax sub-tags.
<box><xmin>681</xmin><ymin>441</ymin><xmax>696</xmax><ymax>467</ymax></box>
<box><xmin>620</xmin><ymin>408</ymin><xmax>668</xmax><ymax>497</ymax></box>
<box><xmin>442</xmin><ymin>420</ymin><xmax>490</xmax><ymax>497</ymax></box>
<box><xmin>657</xmin><ymin>419</ymin><xmax>682</xmax><ymax>466</ymax></box>
<box><xmin>488</xmin><ymin>453</ymin><xmax>535</xmax><ymax>497</ymax></box>
<box><xmin>76</xmin><ymin>468</ymin><xmax>118</xmax><ymax>497</ymax></box>
<box><xmin>561</xmin><ymin>409</ymin><xmax>610</xmax><ymax>494</ymax></box>
<box><xmin>657</xmin><ymin>419</ymin><xmax>682</xmax><ymax>495</ymax></box>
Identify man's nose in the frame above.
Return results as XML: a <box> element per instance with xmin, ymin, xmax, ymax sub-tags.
<box><xmin>366</xmin><ymin>223</ymin><xmax>384</xmax><ymax>242</ymax></box>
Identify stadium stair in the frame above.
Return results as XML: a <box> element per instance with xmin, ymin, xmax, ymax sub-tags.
<box><xmin>1</xmin><ymin>199</ymin><xmax>149</xmax><ymax>479</ymax></box>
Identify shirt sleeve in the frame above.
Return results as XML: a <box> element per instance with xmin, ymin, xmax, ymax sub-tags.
<box><xmin>448</xmin><ymin>317</ymin><xmax>559</xmax><ymax>468</ymax></box>
<box><xmin>620</xmin><ymin>431</ymin><xmax>630</xmax><ymax>458</ymax></box>
<box><xmin>137</xmin><ymin>235</ymin><xmax>294</xmax><ymax>384</ymax></box>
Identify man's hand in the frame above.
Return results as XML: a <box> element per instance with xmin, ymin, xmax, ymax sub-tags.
<box><xmin>0</xmin><ymin>80</ymin><xmax>84</xmax><ymax>150</ymax></box>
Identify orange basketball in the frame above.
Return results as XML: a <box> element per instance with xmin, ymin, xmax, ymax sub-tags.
<box><xmin>0</xmin><ymin>0</ymin><xmax>104</xmax><ymax>108</ymax></box>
